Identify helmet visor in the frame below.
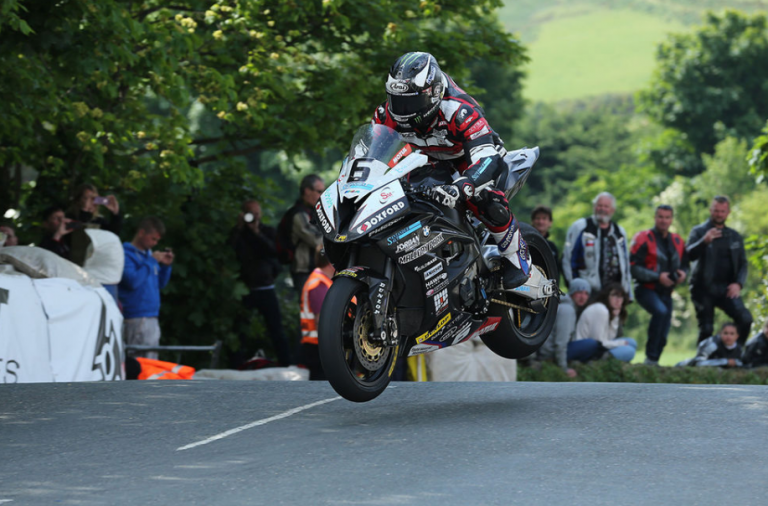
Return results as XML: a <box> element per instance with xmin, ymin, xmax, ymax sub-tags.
<box><xmin>387</xmin><ymin>92</ymin><xmax>433</xmax><ymax>119</ymax></box>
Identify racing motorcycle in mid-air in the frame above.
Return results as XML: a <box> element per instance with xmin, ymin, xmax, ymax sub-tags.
<box><xmin>316</xmin><ymin>124</ymin><xmax>559</xmax><ymax>402</ymax></box>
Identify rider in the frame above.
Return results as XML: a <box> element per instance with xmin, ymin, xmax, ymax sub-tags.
<box><xmin>372</xmin><ymin>51</ymin><xmax>534</xmax><ymax>288</ymax></box>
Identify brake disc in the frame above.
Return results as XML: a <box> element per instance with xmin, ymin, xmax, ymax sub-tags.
<box><xmin>353</xmin><ymin>308</ymin><xmax>391</xmax><ymax>371</ymax></box>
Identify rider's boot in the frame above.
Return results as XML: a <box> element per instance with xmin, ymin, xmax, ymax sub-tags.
<box><xmin>489</xmin><ymin>217</ymin><xmax>540</xmax><ymax>289</ymax></box>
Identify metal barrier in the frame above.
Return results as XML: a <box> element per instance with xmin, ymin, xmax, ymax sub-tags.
<box><xmin>125</xmin><ymin>340</ymin><xmax>223</xmax><ymax>369</ymax></box>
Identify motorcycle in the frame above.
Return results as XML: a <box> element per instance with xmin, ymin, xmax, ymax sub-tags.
<box><xmin>316</xmin><ymin>124</ymin><xmax>559</xmax><ymax>402</ymax></box>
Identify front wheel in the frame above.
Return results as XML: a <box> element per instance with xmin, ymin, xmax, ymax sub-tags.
<box><xmin>318</xmin><ymin>277</ymin><xmax>397</xmax><ymax>402</ymax></box>
<box><xmin>481</xmin><ymin>223</ymin><xmax>560</xmax><ymax>358</ymax></box>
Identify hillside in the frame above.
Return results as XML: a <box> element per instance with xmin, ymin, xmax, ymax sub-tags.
<box><xmin>497</xmin><ymin>0</ymin><xmax>768</xmax><ymax>102</ymax></box>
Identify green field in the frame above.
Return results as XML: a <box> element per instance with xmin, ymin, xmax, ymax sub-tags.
<box><xmin>497</xmin><ymin>1</ymin><xmax>768</xmax><ymax>102</ymax></box>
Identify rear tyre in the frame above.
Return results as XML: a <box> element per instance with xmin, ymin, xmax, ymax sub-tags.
<box><xmin>318</xmin><ymin>277</ymin><xmax>396</xmax><ymax>402</ymax></box>
<box><xmin>481</xmin><ymin>223</ymin><xmax>560</xmax><ymax>358</ymax></box>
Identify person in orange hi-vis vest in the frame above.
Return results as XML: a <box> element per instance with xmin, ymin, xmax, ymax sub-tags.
<box><xmin>300</xmin><ymin>247</ymin><xmax>335</xmax><ymax>380</ymax></box>
<box><xmin>125</xmin><ymin>356</ymin><xmax>195</xmax><ymax>380</ymax></box>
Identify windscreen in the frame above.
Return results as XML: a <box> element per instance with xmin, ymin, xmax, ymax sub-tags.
<box><xmin>348</xmin><ymin>124</ymin><xmax>413</xmax><ymax>168</ymax></box>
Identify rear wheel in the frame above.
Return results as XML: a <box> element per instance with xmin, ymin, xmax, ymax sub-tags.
<box><xmin>481</xmin><ymin>223</ymin><xmax>560</xmax><ymax>358</ymax></box>
<box><xmin>318</xmin><ymin>277</ymin><xmax>397</xmax><ymax>402</ymax></box>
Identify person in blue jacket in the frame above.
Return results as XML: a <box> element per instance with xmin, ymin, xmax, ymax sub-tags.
<box><xmin>118</xmin><ymin>216</ymin><xmax>173</xmax><ymax>359</ymax></box>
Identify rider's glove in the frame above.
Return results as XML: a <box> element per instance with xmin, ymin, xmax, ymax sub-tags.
<box><xmin>431</xmin><ymin>177</ymin><xmax>475</xmax><ymax>208</ymax></box>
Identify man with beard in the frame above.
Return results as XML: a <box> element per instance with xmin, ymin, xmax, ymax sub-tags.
<box><xmin>563</xmin><ymin>192</ymin><xmax>633</xmax><ymax>300</ymax></box>
<box><xmin>687</xmin><ymin>196</ymin><xmax>752</xmax><ymax>345</ymax></box>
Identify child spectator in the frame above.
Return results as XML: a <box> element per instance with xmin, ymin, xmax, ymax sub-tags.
<box><xmin>742</xmin><ymin>320</ymin><xmax>768</xmax><ymax>368</ymax></box>
<box><xmin>677</xmin><ymin>322</ymin><xmax>743</xmax><ymax>368</ymax></box>
<box><xmin>574</xmin><ymin>282</ymin><xmax>637</xmax><ymax>362</ymax></box>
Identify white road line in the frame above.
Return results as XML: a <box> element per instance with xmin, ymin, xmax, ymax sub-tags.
<box><xmin>177</xmin><ymin>396</ymin><xmax>341</xmax><ymax>451</ymax></box>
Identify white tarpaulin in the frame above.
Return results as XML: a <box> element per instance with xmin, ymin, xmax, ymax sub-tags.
<box><xmin>0</xmin><ymin>274</ymin><xmax>124</xmax><ymax>383</ymax></box>
<box><xmin>425</xmin><ymin>338</ymin><xmax>517</xmax><ymax>382</ymax></box>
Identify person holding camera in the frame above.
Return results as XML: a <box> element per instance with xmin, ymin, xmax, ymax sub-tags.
<box><xmin>229</xmin><ymin>200</ymin><xmax>291</xmax><ymax>367</ymax></box>
<box><xmin>39</xmin><ymin>205</ymin><xmax>75</xmax><ymax>259</ymax></box>
<box><xmin>630</xmin><ymin>204</ymin><xmax>689</xmax><ymax>366</ymax></box>
<box><xmin>66</xmin><ymin>183</ymin><xmax>123</xmax><ymax>235</ymax></box>
<box><xmin>687</xmin><ymin>195</ymin><xmax>753</xmax><ymax>346</ymax></box>
<box><xmin>118</xmin><ymin>217</ymin><xmax>173</xmax><ymax>360</ymax></box>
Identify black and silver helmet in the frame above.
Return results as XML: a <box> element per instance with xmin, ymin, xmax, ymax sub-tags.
<box><xmin>386</xmin><ymin>52</ymin><xmax>446</xmax><ymax>129</ymax></box>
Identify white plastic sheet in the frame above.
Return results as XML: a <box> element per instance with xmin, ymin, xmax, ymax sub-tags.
<box><xmin>425</xmin><ymin>338</ymin><xmax>517</xmax><ymax>382</ymax></box>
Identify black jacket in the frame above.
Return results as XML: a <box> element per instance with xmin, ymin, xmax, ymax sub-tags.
<box><xmin>679</xmin><ymin>335</ymin><xmax>743</xmax><ymax>368</ymax></box>
<box><xmin>686</xmin><ymin>220</ymin><xmax>747</xmax><ymax>292</ymax></box>
<box><xmin>743</xmin><ymin>332</ymin><xmax>768</xmax><ymax>368</ymax></box>
<box><xmin>230</xmin><ymin>224</ymin><xmax>281</xmax><ymax>289</ymax></box>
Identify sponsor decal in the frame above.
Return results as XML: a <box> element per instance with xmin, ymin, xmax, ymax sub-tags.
<box><xmin>433</xmin><ymin>288</ymin><xmax>449</xmax><ymax>315</ymax></box>
<box><xmin>469</xmin><ymin>125</ymin><xmax>491</xmax><ymax>141</ymax></box>
<box><xmin>423</xmin><ymin>262</ymin><xmax>444</xmax><ymax>281</ymax></box>
<box><xmin>466</xmin><ymin>119</ymin><xmax>489</xmax><ymax>137</ymax></box>
<box><xmin>414</xmin><ymin>257</ymin><xmax>440</xmax><ymax>272</ymax></box>
<box><xmin>456</xmin><ymin>108</ymin><xmax>469</xmax><ymax>124</ymax></box>
<box><xmin>457</xmin><ymin>317</ymin><xmax>502</xmax><ymax>345</ymax></box>
<box><xmin>387</xmin><ymin>145</ymin><xmax>413</xmax><ymax>168</ymax></box>
<box><xmin>408</xmin><ymin>343</ymin><xmax>439</xmax><ymax>356</ymax></box>
<box><xmin>337</xmin><ymin>269</ymin><xmax>359</xmax><ymax>278</ymax></box>
<box><xmin>315</xmin><ymin>203</ymin><xmax>332</xmax><ymax>234</ymax></box>
<box><xmin>335</xmin><ymin>234</ymin><xmax>347</xmax><ymax>242</ymax></box>
<box><xmin>356</xmin><ymin>201</ymin><xmax>406</xmax><ymax>234</ymax></box>
<box><xmin>398</xmin><ymin>233</ymin><xmax>444</xmax><ymax>265</ymax></box>
<box><xmin>373</xmin><ymin>282</ymin><xmax>386</xmax><ymax>315</ymax></box>
<box><xmin>474</xmin><ymin>157</ymin><xmax>492</xmax><ymax>177</ymax></box>
<box><xmin>451</xmin><ymin>321</ymin><xmax>474</xmax><ymax>345</ymax></box>
<box><xmin>387</xmin><ymin>80</ymin><xmax>410</xmax><ymax>93</ymax></box>
<box><xmin>416</xmin><ymin>313</ymin><xmax>452</xmax><ymax>344</ymax></box>
<box><xmin>378</xmin><ymin>186</ymin><xmax>394</xmax><ymax>204</ymax></box>
<box><xmin>345</xmin><ymin>182</ymin><xmax>374</xmax><ymax>190</ymax></box>
<box><xmin>425</xmin><ymin>278</ymin><xmax>448</xmax><ymax>295</ymax></box>
<box><xmin>426</xmin><ymin>67</ymin><xmax>436</xmax><ymax>85</ymax></box>
<box><xmin>322</xmin><ymin>190</ymin><xmax>334</xmax><ymax>209</ymax></box>
<box><xmin>460</xmin><ymin>113</ymin><xmax>477</xmax><ymax>130</ymax></box>
<box><xmin>386</xmin><ymin>221</ymin><xmax>422</xmax><ymax>245</ymax></box>
<box><xmin>395</xmin><ymin>235</ymin><xmax>420</xmax><ymax>253</ymax></box>
<box><xmin>498</xmin><ymin>226</ymin><xmax>514</xmax><ymax>250</ymax></box>
<box><xmin>423</xmin><ymin>226</ymin><xmax>430</xmax><ymax>237</ymax></box>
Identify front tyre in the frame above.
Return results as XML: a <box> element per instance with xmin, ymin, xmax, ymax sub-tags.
<box><xmin>481</xmin><ymin>223</ymin><xmax>560</xmax><ymax>358</ymax></box>
<box><xmin>318</xmin><ymin>277</ymin><xmax>397</xmax><ymax>402</ymax></box>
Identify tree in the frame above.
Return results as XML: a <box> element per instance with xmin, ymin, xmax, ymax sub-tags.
<box><xmin>0</xmin><ymin>0</ymin><xmax>525</xmax><ymax>363</ymax></box>
<box><xmin>639</xmin><ymin>10</ymin><xmax>768</xmax><ymax>156</ymax></box>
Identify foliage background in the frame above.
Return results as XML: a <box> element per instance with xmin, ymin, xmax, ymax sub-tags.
<box><xmin>2</xmin><ymin>1</ymin><xmax>768</xmax><ymax>369</ymax></box>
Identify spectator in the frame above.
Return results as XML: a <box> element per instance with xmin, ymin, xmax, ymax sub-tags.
<box><xmin>531</xmin><ymin>205</ymin><xmax>560</xmax><ymax>280</ymax></box>
<box><xmin>229</xmin><ymin>200</ymin><xmax>291</xmax><ymax>367</ymax></box>
<box><xmin>575</xmin><ymin>283</ymin><xmax>637</xmax><ymax>362</ymax></box>
<box><xmin>537</xmin><ymin>278</ymin><xmax>596</xmax><ymax>377</ymax></box>
<box><xmin>118</xmin><ymin>217</ymin><xmax>173</xmax><ymax>360</ymax></box>
<box><xmin>687</xmin><ymin>195</ymin><xmax>752</xmax><ymax>345</ymax></box>
<box><xmin>0</xmin><ymin>224</ymin><xmax>18</xmax><ymax>247</ymax></box>
<box><xmin>677</xmin><ymin>322</ymin><xmax>743</xmax><ymax>368</ymax></box>
<box><xmin>630</xmin><ymin>204</ymin><xmax>689</xmax><ymax>366</ymax></box>
<box><xmin>742</xmin><ymin>320</ymin><xmax>768</xmax><ymax>368</ymax></box>
<box><xmin>288</xmin><ymin>174</ymin><xmax>325</xmax><ymax>297</ymax></box>
<box><xmin>300</xmin><ymin>247</ymin><xmax>335</xmax><ymax>380</ymax></box>
<box><xmin>563</xmin><ymin>192</ymin><xmax>633</xmax><ymax>300</ymax></box>
<box><xmin>39</xmin><ymin>205</ymin><xmax>73</xmax><ymax>259</ymax></box>
<box><xmin>67</xmin><ymin>183</ymin><xmax>123</xmax><ymax>235</ymax></box>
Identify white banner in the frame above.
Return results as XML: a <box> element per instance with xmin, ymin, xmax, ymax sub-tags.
<box><xmin>0</xmin><ymin>275</ymin><xmax>52</xmax><ymax>383</ymax></box>
<box><xmin>0</xmin><ymin>275</ymin><xmax>123</xmax><ymax>383</ymax></box>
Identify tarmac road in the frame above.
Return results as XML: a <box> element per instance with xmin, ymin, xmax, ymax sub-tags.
<box><xmin>1</xmin><ymin>380</ymin><xmax>766</xmax><ymax>506</ymax></box>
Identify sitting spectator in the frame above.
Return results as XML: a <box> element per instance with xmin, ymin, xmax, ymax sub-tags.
<box><xmin>39</xmin><ymin>205</ymin><xmax>73</xmax><ymax>259</ymax></box>
<box><xmin>229</xmin><ymin>200</ymin><xmax>291</xmax><ymax>368</ymax></box>
<box><xmin>742</xmin><ymin>320</ymin><xmax>768</xmax><ymax>368</ymax></box>
<box><xmin>537</xmin><ymin>278</ymin><xmax>594</xmax><ymax>377</ymax></box>
<box><xmin>67</xmin><ymin>183</ymin><xmax>123</xmax><ymax>235</ymax></box>
<box><xmin>118</xmin><ymin>217</ymin><xmax>173</xmax><ymax>360</ymax></box>
<box><xmin>677</xmin><ymin>322</ymin><xmax>743</xmax><ymax>368</ymax></box>
<box><xmin>575</xmin><ymin>283</ymin><xmax>637</xmax><ymax>362</ymax></box>
<box><xmin>300</xmin><ymin>247</ymin><xmax>335</xmax><ymax>380</ymax></box>
<box><xmin>0</xmin><ymin>224</ymin><xmax>18</xmax><ymax>247</ymax></box>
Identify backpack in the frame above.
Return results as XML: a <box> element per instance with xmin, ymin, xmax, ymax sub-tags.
<box><xmin>275</xmin><ymin>204</ymin><xmax>301</xmax><ymax>265</ymax></box>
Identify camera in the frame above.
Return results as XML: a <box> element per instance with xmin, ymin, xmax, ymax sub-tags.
<box><xmin>93</xmin><ymin>196</ymin><xmax>109</xmax><ymax>205</ymax></box>
<box><xmin>668</xmin><ymin>270</ymin><xmax>680</xmax><ymax>284</ymax></box>
<box><xmin>244</xmin><ymin>212</ymin><xmax>255</xmax><ymax>223</ymax></box>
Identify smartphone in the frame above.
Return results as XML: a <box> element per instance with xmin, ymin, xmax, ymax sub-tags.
<box><xmin>93</xmin><ymin>196</ymin><xmax>109</xmax><ymax>205</ymax></box>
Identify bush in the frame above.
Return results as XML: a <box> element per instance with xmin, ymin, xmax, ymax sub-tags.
<box><xmin>519</xmin><ymin>359</ymin><xmax>768</xmax><ymax>385</ymax></box>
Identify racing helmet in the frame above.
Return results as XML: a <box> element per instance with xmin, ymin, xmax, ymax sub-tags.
<box><xmin>386</xmin><ymin>52</ymin><xmax>446</xmax><ymax>129</ymax></box>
